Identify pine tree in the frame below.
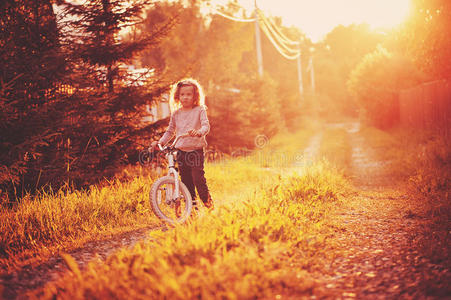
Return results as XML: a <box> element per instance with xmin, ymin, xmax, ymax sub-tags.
<box><xmin>42</xmin><ymin>0</ymin><xmax>175</xmax><ymax>188</ymax></box>
<box><xmin>0</xmin><ymin>0</ymin><xmax>65</xmax><ymax>201</ymax></box>
<box><xmin>1</xmin><ymin>0</ymin><xmax>174</xmax><ymax>201</ymax></box>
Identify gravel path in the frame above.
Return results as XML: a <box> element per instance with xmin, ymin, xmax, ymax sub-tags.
<box><xmin>0</xmin><ymin>226</ymin><xmax>159</xmax><ymax>299</ymax></box>
<box><xmin>312</xmin><ymin>122</ymin><xmax>451</xmax><ymax>299</ymax></box>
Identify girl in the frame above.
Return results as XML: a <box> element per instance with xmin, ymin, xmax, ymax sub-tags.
<box><xmin>151</xmin><ymin>78</ymin><xmax>213</xmax><ymax>210</ymax></box>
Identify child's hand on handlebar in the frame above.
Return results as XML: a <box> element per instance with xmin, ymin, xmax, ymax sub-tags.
<box><xmin>188</xmin><ymin>129</ymin><xmax>201</xmax><ymax>137</ymax></box>
<box><xmin>149</xmin><ymin>141</ymin><xmax>159</xmax><ymax>152</ymax></box>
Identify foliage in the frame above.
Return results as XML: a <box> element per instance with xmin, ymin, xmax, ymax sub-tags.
<box><xmin>138</xmin><ymin>1</ymin><xmax>255</xmax><ymax>83</ymax></box>
<box><xmin>312</xmin><ymin>24</ymin><xmax>385</xmax><ymax>117</ymax></box>
<box><xmin>138</xmin><ymin>1</ymin><xmax>203</xmax><ymax>79</ymax></box>
<box><xmin>257</xmin><ymin>19</ymin><xmax>306</xmax><ymax>127</ymax></box>
<box><xmin>359</xmin><ymin>125</ymin><xmax>451</xmax><ymax>268</ymax></box>
<box><xmin>0</xmin><ymin>0</ymin><xmax>171</xmax><ymax>199</ymax></box>
<box><xmin>400</xmin><ymin>0</ymin><xmax>451</xmax><ymax>80</ymax></box>
<box><xmin>362</xmin><ymin>124</ymin><xmax>450</xmax><ymax>214</ymax></box>
<box><xmin>0</xmin><ymin>0</ymin><xmax>65</xmax><ymax>200</ymax></box>
<box><xmin>347</xmin><ymin>46</ymin><xmax>422</xmax><ymax>128</ymax></box>
<box><xmin>0</xmin><ymin>174</ymin><xmax>159</xmax><ymax>264</ymax></box>
<box><xmin>407</xmin><ymin>134</ymin><xmax>451</xmax><ymax>220</ymax></box>
<box><xmin>0</xmin><ymin>127</ymin><xmax>316</xmax><ymax>269</ymax></box>
<box><xmin>207</xmin><ymin>75</ymin><xmax>281</xmax><ymax>151</ymax></box>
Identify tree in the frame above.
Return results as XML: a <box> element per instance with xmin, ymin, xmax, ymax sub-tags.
<box><xmin>44</xmin><ymin>0</ymin><xmax>173</xmax><ymax>187</ymax></box>
<box><xmin>400</xmin><ymin>0</ymin><xmax>451</xmax><ymax>80</ymax></box>
<box><xmin>207</xmin><ymin>75</ymin><xmax>281</xmax><ymax>151</ymax></box>
<box><xmin>138</xmin><ymin>1</ymin><xmax>204</xmax><ymax>80</ymax></box>
<box><xmin>256</xmin><ymin>17</ymin><xmax>307</xmax><ymax>128</ymax></box>
<box><xmin>347</xmin><ymin>46</ymin><xmax>422</xmax><ymax>128</ymax></box>
<box><xmin>311</xmin><ymin>24</ymin><xmax>384</xmax><ymax>117</ymax></box>
<box><xmin>0</xmin><ymin>0</ymin><xmax>172</xmax><ymax>200</ymax></box>
<box><xmin>0</xmin><ymin>0</ymin><xmax>65</xmax><ymax>200</ymax></box>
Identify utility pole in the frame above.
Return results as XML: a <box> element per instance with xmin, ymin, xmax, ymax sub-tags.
<box><xmin>310</xmin><ymin>56</ymin><xmax>315</xmax><ymax>93</ymax></box>
<box><xmin>307</xmin><ymin>48</ymin><xmax>315</xmax><ymax>94</ymax></box>
<box><xmin>254</xmin><ymin>0</ymin><xmax>263</xmax><ymax>77</ymax></box>
<box><xmin>297</xmin><ymin>46</ymin><xmax>304</xmax><ymax>97</ymax></box>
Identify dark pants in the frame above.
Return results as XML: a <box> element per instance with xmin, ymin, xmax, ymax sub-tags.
<box><xmin>176</xmin><ymin>149</ymin><xmax>210</xmax><ymax>204</ymax></box>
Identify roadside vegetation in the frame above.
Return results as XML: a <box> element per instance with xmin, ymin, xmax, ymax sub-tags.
<box><xmin>359</xmin><ymin>126</ymin><xmax>451</xmax><ymax>267</ymax></box>
<box><xmin>0</xmin><ymin>120</ymin><xmax>317</xmax><ymax>272</ymax></box>
<box><xmin>0</xmin><ymin>170</ymin><xmax>160</xmax><ymax>270</ymax></box>
<box><xmin>34</xmin><ymin>130</ymin><xmax>351</xmax><ymax>299</ymax></box>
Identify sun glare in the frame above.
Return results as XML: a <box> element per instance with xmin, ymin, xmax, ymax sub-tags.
<box><xmin>210</xmin><ymin>0</ymin><xmax>412</xmax><ymax>42</ymax></box>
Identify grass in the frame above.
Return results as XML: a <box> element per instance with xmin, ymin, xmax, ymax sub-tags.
<box><xmin>35</xmin><ymin>123</ymin><xmax>447</xmax><ymax>300</ymax></box>
<box><xmin>319</xmin><ymin>127</ymin><xmax>352</xmax><ymax>170</ymax></box>
<box><xmin>28</xmin><ymin>121</ymin><xmax>353</xmax><ymax>299</ymax></box>
<box><xmin>360</xmin><ymin>126</ymin><xmax>450</xmax><ymax>213</ymax></box>
<box><xmin>0</xmin><ymin>123</ymin><xmax>318</xmax><ymax>272</ymax></box>
<box><xmin>35</xmin><ymin>159</ymin><xmax>350</xmax><ymax>299</ymax></box>
<box><xmin>2</xmin><ymin>118</ymin><xmax>358</xmax><ymax>299</ymax></box>
<box><xmin>0</xmin><ymin>171</ymin><xmax>161</xmax><ymax>270</ymax></box>
<box><xmin>359</xmin><ymin>125</ymin><xmax>451</xmax><ymax>267</ymax></box>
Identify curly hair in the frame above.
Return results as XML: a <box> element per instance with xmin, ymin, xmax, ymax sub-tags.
<box><xmin>170</xmin><ymin>78</ymin><xmax>205</xmax><ymax>110</ymax></box>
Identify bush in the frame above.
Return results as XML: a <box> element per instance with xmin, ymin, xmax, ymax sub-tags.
<box><xmin>347</xmin><ymin>46</ymin><xmax>423</xmax><ymax>129</ymax></box>
<box><xmin>407</xmin><ymin>135</ymin><xmax>451</xmax><ymax>220</ymax></box>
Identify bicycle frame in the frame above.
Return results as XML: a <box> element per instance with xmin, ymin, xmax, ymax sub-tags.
<box><xmin>157</xmin><ymin>134</ymin><xmax>189</xmax><ymax>204</ymax></box>
<box><xmin>149</xmin><ymin>133</ymin><xmax>193</xmax><ymax>224</ymax></box>
<box><xmin>165</xmin><ymin>150</ymin><xmax>180</xmax><ymax>204</ymax></box>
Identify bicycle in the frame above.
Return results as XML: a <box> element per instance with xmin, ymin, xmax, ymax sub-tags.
<box><xmin>149</xmin><ymin>134</ymin><xmax>193</xmax><ymax>225</ymax></box>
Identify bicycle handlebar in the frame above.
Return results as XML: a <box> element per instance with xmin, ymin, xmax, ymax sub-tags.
<box><xmin>158</xmin><ymin>133</ymin><xmax>191</xmax><ymax>151</ymax></box>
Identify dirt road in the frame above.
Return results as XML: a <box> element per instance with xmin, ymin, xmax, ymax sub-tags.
<box><xmin>311</xmin><ymin>122</ymin><xmax>451</xmax><ymax>299</ymax></box>
<box><xmin>1</xmin><ymin>122</ymin><xmax>449</xmax><ymax>299</ymax></box>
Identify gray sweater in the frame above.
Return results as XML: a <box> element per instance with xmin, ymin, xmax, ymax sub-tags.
<box><xmin>159</xmin><ymin>105</ymin><xmax>210</xmax><ymax>152</ymax></box>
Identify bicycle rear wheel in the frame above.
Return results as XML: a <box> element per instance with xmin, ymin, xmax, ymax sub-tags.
<box><xmin>150</xmin><ymin>176</ymin><xmax>192</xmax><ymax>225</ymax></box>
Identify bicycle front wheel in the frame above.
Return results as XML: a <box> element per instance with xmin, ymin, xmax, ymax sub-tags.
<box><xmin>150</xmin><ymin>176</ymin><xmax>192</xmax><ymax>225</ymax></box>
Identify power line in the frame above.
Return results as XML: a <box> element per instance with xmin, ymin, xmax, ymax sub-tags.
<box><xmin>257</xmin><ymin>10</ymin><xmax>300</xmax><ymax>55</ymax></box>
<box><xmin>209</xmin><ymin>5</ymin><xmax>256</xmax><ymax>23</ymax></box>
<box><xmin>259</xmin><ymin>19</ymin><xmax>300</xmax><ymax>59</ymax></box>
<box><xmin>259</xmin><ymin>10</ymin><xmax>300</xmax><ymax>46</ymax></box>
<box><xmin>212</xmin><ymin>3</ymin><xmax>301</xmax><ymax>60</ymax></box>
<box><xmin>212</xmin><ymin>1</ymin><xmax>305</xmax><ymax>96</ymax></box>
<box><xmin>257</xmin><ymin>10</ymin><xmax>300</xmax><ymax>59</ymax></box>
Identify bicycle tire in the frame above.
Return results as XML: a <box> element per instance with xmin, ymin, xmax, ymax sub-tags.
<box><xmin>150</xmin><ymin>175</ymin><xmax>192</xmax><ymax>225</ymax></box>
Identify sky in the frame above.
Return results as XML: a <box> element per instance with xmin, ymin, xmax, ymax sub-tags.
<box><xmin>212</xmin><ymin>0</ymin><xmax>412</xmax><ymax>42</ymax></box>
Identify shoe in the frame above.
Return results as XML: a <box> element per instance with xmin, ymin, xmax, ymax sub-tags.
<box><xmin>203</xmin><ymin>194</ymin><xmax>214</xmax><ymax>210</ymax></box>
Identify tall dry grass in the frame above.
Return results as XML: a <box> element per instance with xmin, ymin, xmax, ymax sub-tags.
<box><xmin>11</xmin><ymin>120</ymin><xmax>356</xmax><ymax>299</ymax></box>
<box><xmin>36</xmin><ymin>159</ymin><xmax>350</xmax><ymax>299</ymax></box>
<box><xmin>0</xmin><ymin>125</ymin><xmax>318</xmax><ymax>270</ymax></box>
<box><xmin>0</xmin><ymin>171</ymin><xmax>160</xmax><ymax>269</ymax></box>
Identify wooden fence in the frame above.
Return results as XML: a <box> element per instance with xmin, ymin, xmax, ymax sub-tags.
<box><xmin>399</xmin><ymin>79</ymin><xmax>451</xmax><ymax>136</ymax></box>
